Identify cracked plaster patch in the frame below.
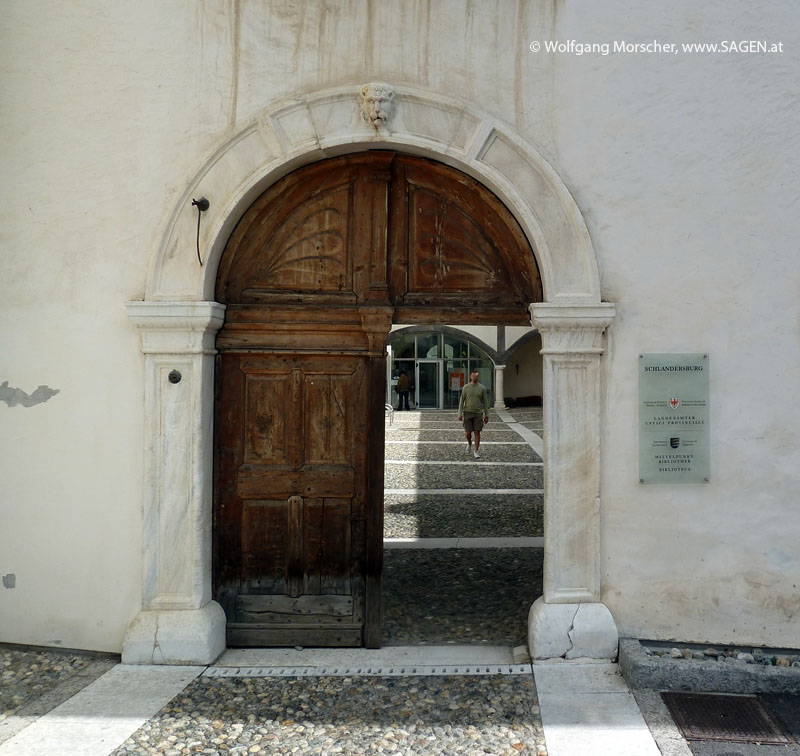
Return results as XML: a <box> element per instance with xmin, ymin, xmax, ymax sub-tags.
<box><xmin>1</xmin><ymin>382</ymin><xmax>60</xmax><ymax>407</ymax></box>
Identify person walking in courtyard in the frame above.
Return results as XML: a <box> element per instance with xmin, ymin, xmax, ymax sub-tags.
<box><xmin>396</xmin><ymin>369</ymin><xmax>411</xmax><ymax>410</ymax></box>
<box><xmin>458</xmin><ymin>369</ymin><xmax>490</xmax><ymax>458</ymax></box>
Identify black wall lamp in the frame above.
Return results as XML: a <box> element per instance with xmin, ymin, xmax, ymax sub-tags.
<box><xmin>191</xmin><ymin>197</ymin><xmax>210</xmax><ymax>265</ymax></box>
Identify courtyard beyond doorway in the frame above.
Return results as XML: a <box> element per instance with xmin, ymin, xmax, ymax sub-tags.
<box><xmin>382</xmin><ymin>407</ymin><xmax>545</xmax><ymax>648</ymax></box>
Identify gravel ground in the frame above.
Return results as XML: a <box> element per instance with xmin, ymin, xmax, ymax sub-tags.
<box><xmin>109</xmin><ymin>674</ymin><xmax>547</xmax><ymax>756</ymax></box>
<box><xmin>506</xmin><ymin>411</ymin><xmax>543</xmax><ymax>423</ymax></box>
<box><xmin>383</xmin><ymin>548</ymin><xmax>543</xmax><ymax>646</ymax></box>
<box><xmin>385</xmin><ymin>494</ymin><xmax>544</xmax><ymax>539</ymax></box>
<box><xmin>385</xmin><ymin>444</ymin><xmax>540</xmax><ymax>463</ymax></box>
<box><xmin>1</xmin><ymin>647</ymin><xmax>96</xmax><ymax>719</ymax></box>
<box><xmin>385</xmin><ymin>464</ymin><xmax>543</xmax><ymax>490</ymax></box>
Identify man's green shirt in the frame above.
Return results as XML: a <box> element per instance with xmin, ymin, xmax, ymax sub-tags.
<box><xmin>459</xmin><ymin>382</ymin><xmax>490</xmax><ymax>415</ymax></box>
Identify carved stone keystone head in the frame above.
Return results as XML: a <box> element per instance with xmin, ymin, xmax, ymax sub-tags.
<box><xmin>359</xmin><ymin>83</ymin><xmax>395</xmax><ymax>128</ymax></box>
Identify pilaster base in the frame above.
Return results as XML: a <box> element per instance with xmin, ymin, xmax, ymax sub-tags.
<box><xmin>122</xmin><ymin>602</ymin><xmax>226</xmax><ymax>665</ymax></box>
<box><xmin>528</xmin><ymin>597</ymin><xmax>618</xmax><ymax>660</ymax></box>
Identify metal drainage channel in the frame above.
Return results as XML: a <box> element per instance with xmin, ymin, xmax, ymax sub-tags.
<box><xmin>205</xmin><ymin>664</ymin><xmax>533</xmax><ymax>678</ymax></box>
<box><xmin>662</xmin><ymin>692</ymin><xmax>794</xmax><ymax>745</ymax></box>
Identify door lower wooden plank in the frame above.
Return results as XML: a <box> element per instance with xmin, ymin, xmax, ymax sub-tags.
<box><xmin>227</xmin><ymin>624</ymin><xmax>363</xmax><ymax>647</ymax></box>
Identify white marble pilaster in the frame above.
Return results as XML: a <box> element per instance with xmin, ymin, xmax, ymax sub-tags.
<box><xmin>528</xmin><ymin>302</ymin><xmax>618</xmax><ymax>660</ymax></box>
<box><xmin>123</xmin><ymin>301</ymin><xmax>227</xmax><ymax>664</ymax></box>
<box><xmin>493</xmin><ymin>364</ymin><xmax>506</xmax><ymax>409</ymax></box>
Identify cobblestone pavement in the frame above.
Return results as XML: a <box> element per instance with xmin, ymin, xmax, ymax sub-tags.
<box><xmin>384</xmin><ymin>548</ymin><xmax>543</xmax><ymax>646</ymax></box>
<box><xmin>0</xmin><ymin>646</ymin><xmax>117</xmax><ymax>746</ymax></box>
<box><xmin>385</xmin><ymin>493</ymin><xmax>543</xmax><ymax>538</ymax></box>
<box><xmin>108</xmin><ymin>674</ymin><xmax>547</xmax><ymax>756</ymax></box>
<box><xmin>1</xmin><ymin>647</ymin><xmax>94</xmax><ymax>720</ymax></box>
<box><xmin>385</xmin><ymin>463</ymin><xmax>543</xmax><ymax>490</ymax></box>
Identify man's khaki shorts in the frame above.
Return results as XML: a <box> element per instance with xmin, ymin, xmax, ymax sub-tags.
<box><xmin>462</xmin><ymin>412</ymin><xmax>485</xmax><ymax>432</ymax></box>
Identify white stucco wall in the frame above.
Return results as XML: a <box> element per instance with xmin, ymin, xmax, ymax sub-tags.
<box><xmin>504</xmin><ymin>334</ymin><xmax>544</xmax><ymax>401</ymax></box>
<box><xmin>552</xmin><ymin>1</ymin><xmax>800</xmax><ymax>646</ymax></box>
<box><xmin>1</xmin><ymin>0</ymin><xmax>798</xmax><ymax>652</ymax></box>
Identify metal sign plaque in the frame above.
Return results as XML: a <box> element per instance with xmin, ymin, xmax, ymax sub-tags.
<box><xmin>639</xmin><ymin>353</ymin><xmax>710</xmax><ymax>484</ymax></box>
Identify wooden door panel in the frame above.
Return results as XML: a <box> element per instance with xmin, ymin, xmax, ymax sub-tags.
<box><xmin>304</xmin><ymin>373</ymin><xmax>350</xmax><ymax>465</ymax></box>
<box><xmin>242</xmin><ymin>186</ymin><xmax>352</xmax><ymax>293</ymax></box>
<box><xmin>389</xmin><ymin>155</ymin><xmax>542</xmax><ymax>316</ymax></box>
<box><xmin>241</xmin><ymin>499</ymin><xmax>288</xmax><ymax>593</ymax></box>
<box><xmin>237</xmin><ymin>467</ymin><xmax>356</xmax><ymax>499</ymax></box>
<box><xmin>215</xmin><ymin>352</ymin><xmax>369</xmax><ymax>646</ymax></box>
<box><xmin>408</xmin><ymin>185</ymin><xmax>513</xmax><ymax>292</ymax></box>
<box><xmin>301</xmin><ymin>497</ymin><xmax>352</xmax><ymax>596</ymax></box>
<box><xmin>243</xmin><ymin>375</ymin><xmax>290</xmax><ymax>465</ymax></box>
<box><xmin>237</xmin><ymin>594</ymin><xmax>354</xmax><ymax>620</ymax></box>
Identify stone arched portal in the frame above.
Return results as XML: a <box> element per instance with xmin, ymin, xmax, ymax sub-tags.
<box><xmin>213</xmin><ymin>152</ymin><xmax>541</xmax><ymax>648</ymax></box>
<box><xmin>123</xmin><ymin>84</ymin><xmax>616</xmax><ymax>664</ymax></box>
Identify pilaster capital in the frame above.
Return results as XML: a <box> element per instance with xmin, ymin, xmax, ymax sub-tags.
<box><xmin>529</xmin><ymin>302</ymin><xmax>616</xmax><ymax>355</ymax></box>
<box><xmin>126</xmin><ymin>301</ymin><xmax>226</xmax><ymax>354</ymax></box>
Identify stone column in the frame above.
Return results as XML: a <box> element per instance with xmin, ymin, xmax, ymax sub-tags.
<box><xmin>527</xmin><ymin>302</ymin><xmax>618</xmax><ymax>660</ymax></box>
<box><xmin>123</xmin><ymin>301</ymin><xmax>227</xmax><ymax>664</ymax></box>
<box><xmin>493</xmin><ymin>364</ymin><xmax>507</xmax><ymax>409</ymax></box>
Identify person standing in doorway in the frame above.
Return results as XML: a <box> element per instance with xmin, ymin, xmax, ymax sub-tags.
<box><xmin>458</xmin><ymin>369</ymin><xmax>490</xmax><ymax>458</ymax></box>
<box><xmin>396</xmin><ymin>369</ymin><xmax>411</xmax><ymax>411</ymax></box>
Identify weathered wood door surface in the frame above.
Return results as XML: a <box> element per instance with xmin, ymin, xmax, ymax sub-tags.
<box><xmin>214</xmin><ymin>152</ymin><xmax>541</xmax><ymax>647</ymax></box>
<box><xmin>215</xmin><ymin>353</ymin><xmax>371</xmax><ymax>646</ymax></box>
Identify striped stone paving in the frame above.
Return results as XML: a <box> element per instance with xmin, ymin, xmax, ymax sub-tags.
<box><xmin>383</xmin><ymin>408</ymin><xmax>545</xmax><ymax>649</ymax></box>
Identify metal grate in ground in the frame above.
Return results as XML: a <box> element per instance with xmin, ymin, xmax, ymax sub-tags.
<box><xmin>662</xmin><ymin>692</ymin><xmax>794</xmax><ymax>744</ymax></box>
<box><xmin>204</xmin><ymin>663</ymin><xmax>532</xmax><ymax>678</ymax></box>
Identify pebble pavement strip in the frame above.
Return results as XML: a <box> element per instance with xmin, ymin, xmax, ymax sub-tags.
<box><xmin>386</xmin><ymin>431</ymin><xmax>519</xmax><ymax>442</ymax></box>
<box><xmin>383</xmin><ymin>547</ymin><xmax>543</xmax><ymax>646</ymax></box>
<box><xmin>1</xmin><ymin>647</ymin><xmax>96</xmax><ymax>720</ymax></box>
<box><xmin>384</xmin><ymin>492</ymin><xmax>543</xmax><ymax>538</ymax></box>
<box><xmin>385</xmin><ymin>445</ymin><xmax>539</xmax><ymax>462</ymax></box>
<box><xmin>384</xmin><ymin>538</ymin><xmax>545</xmax><ymax>549</ymax></box>
<box><xmin>108</xmin><ymin>674</ymin><xmax>548</xmax><ymax>756</ymax></box>
<box><xmin>385</xmin><ymin>464</ymin><xmax>544</xmax><ymax>489</ymax></box>
<box><xmin>387</xmin><ymin>460</ymin><xmax>543</xmax><ymax>466</ymax></box>
<box><xmin>0</xmin><ymin>654</ymin><xmax>117</xmax><ymax>746</ymax></box>
<box><xmin>385</xmin><ymin>440</ymin><xmax>528</xmax><ymax>443</ymax></box>
<box><xmin>0</xmin><ymin>663</ymin><xmax>201</xmax><ymax>756</ymax></box>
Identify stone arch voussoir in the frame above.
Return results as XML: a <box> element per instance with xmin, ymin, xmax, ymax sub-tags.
<box><xmin>147</xmin><ymin>84</ymin><xmax>601</xmax><ymax>306</ymax></box>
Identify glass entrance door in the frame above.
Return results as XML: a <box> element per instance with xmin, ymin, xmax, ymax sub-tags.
<box><xmin>415</xmin><ymin>360</ymin><xmax>441</xmax><ymax>409</ymax></box>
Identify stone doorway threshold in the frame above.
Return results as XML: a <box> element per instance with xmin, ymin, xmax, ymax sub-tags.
<box><xmin>208</xmin><ymin>645</ymin><xmax>530</xmax><ymax>678</ymax></box>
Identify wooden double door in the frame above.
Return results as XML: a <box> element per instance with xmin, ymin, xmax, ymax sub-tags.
<box><xmin>213</xmin><ymin>152</ymin><xmax>541</xmax><ymax>647</ymax></box>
